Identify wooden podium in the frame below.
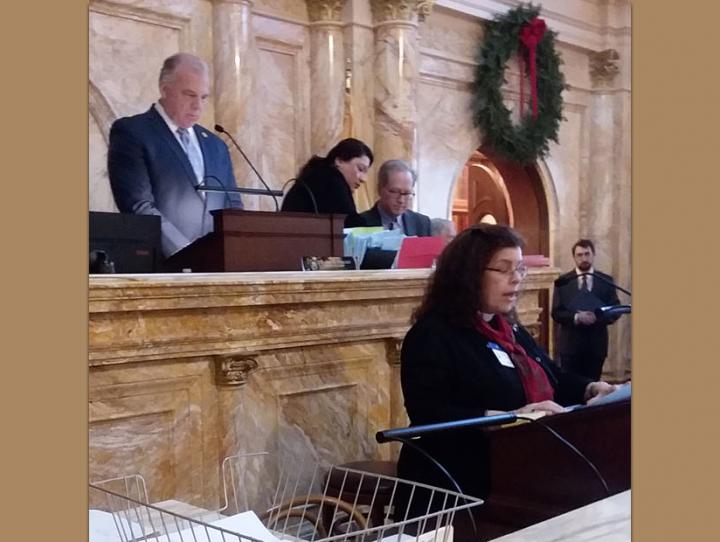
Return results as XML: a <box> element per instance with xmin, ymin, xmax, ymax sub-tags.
<box><xmin>164</xmin><ymin>209</ymin><xmax>346</xmax><ymax>272</ymax></box>
<box><xmin>474</xmin><ymin>399</ymin><xmax>631</xmax><ymax>540</ymax></box>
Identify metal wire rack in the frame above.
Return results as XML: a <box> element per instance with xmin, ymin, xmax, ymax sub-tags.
<box><xmin>89</xmin><ymin>452</ymin><xmax>483</xmax><ymax>542</ymax></box>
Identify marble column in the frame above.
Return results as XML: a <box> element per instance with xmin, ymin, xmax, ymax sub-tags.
<box><xmin>212</xmin><ymin>0</ymin><xmax>261</xmax><ymax>209</ymax></box>
<box><xmin>343</xmin><ymin>0</ymin><xmax>377</xmax><ymax>211</ymax></box>
<box><xmin>306</xmin><ymin>1</ymin><xmax>346</xmax><ymax>156</ymax></box>
<box><xmin>586</xmin><ymin>47</ymin><xmax>632</xmax><ymax>382</ymax></box>
<box><xmin>370</xmin><ymin>0</ymin><xmax>434</xmax><ymax>203</ymax></box>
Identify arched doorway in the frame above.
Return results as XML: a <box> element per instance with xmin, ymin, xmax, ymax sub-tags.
<box><xmin>451</xmin><ymin>146</ymin><xmax>552</xmax><ymax>348</ymax></box>
<box><xmin>451</xmin><ymin>145</ymin><xmax>550</xmax><ymax>257</ymax></box>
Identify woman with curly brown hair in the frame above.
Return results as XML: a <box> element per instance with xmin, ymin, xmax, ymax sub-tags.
<box><xmin>397</xmin><ymin>224</ymin><xmax>617</xmax><ymax>503</ymax></box>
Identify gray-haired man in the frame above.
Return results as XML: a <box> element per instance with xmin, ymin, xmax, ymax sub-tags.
<box><xmin>357</xmin><ymin>159</ymin><xmax>431</xmax><ymax>236</ymax></box>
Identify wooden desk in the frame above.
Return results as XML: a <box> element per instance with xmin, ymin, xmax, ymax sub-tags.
<box><xmin>489</xmin><ymin>490</ymin><xmax>630</xmax><ymax>542</ymax></box>
<box><xmin>474</xmin><ymin>400</ymin><xmax>630</xmax><ymax>540</ymax></box>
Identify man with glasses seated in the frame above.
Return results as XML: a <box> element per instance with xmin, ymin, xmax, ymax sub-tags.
<box><xmin>357</xmin><ymin>160</ymin><xmax>432</xmax><ymax>236</ymax></box>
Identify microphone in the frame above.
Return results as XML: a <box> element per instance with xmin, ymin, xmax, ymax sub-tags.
<box><xmin>214</xmin><ymin>124</ymin><xmax>280</xmax><ymax>211</ymax></box>
<box><xmin>196</xmin><ymin>175</ymin><xmax>232</xmax><ymax>208</ymax></box>
<box><xmin>554</xmin><ymin>272</ymin><xmax>632</xmax><ymax>297</ymax></box>
<box><xmin>376</xmin><ymin>413</ymin><xmax>517</xmax><ymax>443</ymax></box>
<box><xmin>594</xmin><ymin>304</ymin><xmax>631</xmax><ymax>320</ymax></box>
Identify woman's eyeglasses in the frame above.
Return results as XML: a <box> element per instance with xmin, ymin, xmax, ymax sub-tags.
<box><xmin>485</xmin><ymin>264</ymin><xmax>529</xmax><ymax>279</ymax></box>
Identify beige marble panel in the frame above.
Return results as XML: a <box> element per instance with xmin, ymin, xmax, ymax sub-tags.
<box><xmin>418</xmin><ymin>4</ymin><xmax>482</xmax><ymax>58</ymax></box>
<box><xmin>556</xmin><ymin>43</ymin><xmax>593</xmax><ymax>91</ymax></box>
<box><xmin>89</xmin><ymin>7</ymin><xmax>187</xmax><ymax>119</ymax></box>
<box><xmin>250</xmin><ymin>14</ymin><xmax>311</xmax><ymax>209</ymax></box>
<box><xmin>416</xmin><ymin>81</ymin><xmax>480</xmax><ymax>219</ymax></box>
<box><xmin>89</xmin><ymin>358</ymin><xmax>220</xmax><ymax>508</ymax></box>
<box><xmin>255</xmin><ymin>44</ymin><xmax>306</xmax><ymax>210</ymax></box>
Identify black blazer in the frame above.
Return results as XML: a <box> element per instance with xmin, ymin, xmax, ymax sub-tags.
<box><xmin>357</xmin><ymin>204</ymin><xmax>432</xmax><ymax>236</ymax></box>
<box><xmin>397</xmin><ymin>312</ymin><xmax>590</xmax><ymax>498</ymax></box>
<box><xmin>551</xmin><ymin>270</ymin><xmax>621</xmax><ymax>359</ymax></box>
<box><xmin>281</xmin><ymin>157</ymin><xmax>363</xmax><ymax>227</ymax></box>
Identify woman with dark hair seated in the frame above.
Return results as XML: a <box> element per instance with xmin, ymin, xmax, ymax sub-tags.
<box><xmin>397</xmin><ymin>224</ymin><xmax>617</xmax><ymax>513</ymax></box>
<box><xmin>281</xmin><ymin>138</ymin><xmax>373</xmax><ymax>227</ymax></box>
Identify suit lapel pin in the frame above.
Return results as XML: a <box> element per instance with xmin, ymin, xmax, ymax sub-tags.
<box><xmin>201</xmin><ymin>131</ymin><xmax>208</xmax><ymax>138</ymax></box>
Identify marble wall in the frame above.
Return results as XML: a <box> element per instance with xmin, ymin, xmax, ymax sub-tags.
<box><xmin>89</xmin><ymin>269</ymin><xmax>560</xmax><ymax>509</ymax></box>
<box><xmin>89</xmin><ymin>0</ymin><xmax>631</xmax><ymax>371</ymax></box>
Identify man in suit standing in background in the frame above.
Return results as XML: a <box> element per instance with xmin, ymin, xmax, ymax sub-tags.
<box><xmin>552</xmin><ymin>239</ymin><xmax>621</xmax><ymax>381</ymax></box>
<box><xmin>357</xmin><ymin>160</ymin><xmax>431</xmax><ymax>236</ymax></box>
<box><xmin>108</xmin><ymin>53</ymin><xmax>243</xmax><ymax>258</ymax></box>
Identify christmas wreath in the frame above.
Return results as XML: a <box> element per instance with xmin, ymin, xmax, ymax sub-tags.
<box><xmin>471</xmin><ymin>4</ymin><xmax>566</xmax><ymax>164</ymax></box>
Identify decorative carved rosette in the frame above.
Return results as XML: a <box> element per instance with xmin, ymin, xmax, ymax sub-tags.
<box><xmin>215</xmin><ymin>355</ymin><xmax>259</xmax><ymax>387</ymax></box>
<box><xmin>589</xmin><ymin>49</ymin><xmax>620</xmax><ymax>87</ymax></box>
<box><xmin>306</xmin><ymin>0</ymin><xmax>345</xmax><ymax>22</ymax></box>
<box><xmin>370</xmin><ymin>0</ymin><xmax>435</xmax><ymax>24</ymax></box>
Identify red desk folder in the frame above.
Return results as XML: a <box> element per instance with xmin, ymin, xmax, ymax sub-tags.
<box><xmin>395</xmin><ymin>236</ymin><xmax>445</xmax><ymax>269</ymax></box>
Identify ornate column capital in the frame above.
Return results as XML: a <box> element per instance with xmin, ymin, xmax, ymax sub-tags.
<box><xmin>589</xmin><ymin>49</ymin><xmax>620</xmax><ymax>87</ymax></box>
<box><xmin>370</xmin><ymin>0</ymin><xmax>435</xmax><ymax>24</ymax></box>
<box><xmin>214</xmin><ymin>355</ymin><xmax>259</xmax><ymax>387</ymax></box>
<box><xmin>306</xmin><ymin>0</ymin><xmax>346</xmax><ymax>22</ymax></box>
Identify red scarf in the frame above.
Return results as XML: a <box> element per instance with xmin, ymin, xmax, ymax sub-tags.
<box><xmin>475</xmin><ymin>314</ymin><xmax>554</xmax><ymax>403</ymax></box>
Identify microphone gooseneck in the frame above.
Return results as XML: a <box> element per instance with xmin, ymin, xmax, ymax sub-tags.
<box><xmin>554</xmin><ymin>271</ymin><xmax>632</xmax><ymax>297</ymax></box>
<box><xmin>215</xmin><ymin>124</ymin><xmax>280</xmax><ymax>211</ymax></box>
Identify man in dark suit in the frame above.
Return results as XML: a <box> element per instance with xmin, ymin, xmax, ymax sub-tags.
<box><xmin>108</xmin><ymin>53</ymin><xmax>243</xmax><ymax>258</ymax></box>
<box><xmin>552</xmin><ymin>239</ymin><xmax>621</xmax><ymax>381</ymax></box>
<box><xmin>357</xmin><ymin>160</ymin><xmax>431</xmax><ymax>236</ymax></box>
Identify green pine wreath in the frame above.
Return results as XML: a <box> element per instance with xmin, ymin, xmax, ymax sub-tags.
<box><xmin>471</xmin><ymin>4</ymin><xmax>566</xmax><ymax>164</ymax></box>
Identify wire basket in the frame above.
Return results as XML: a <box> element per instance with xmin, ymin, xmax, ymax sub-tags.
<box><xmin>90</xmin><ymin>452</ymin><xmax>483</xmax><ymax>542</ymax></box>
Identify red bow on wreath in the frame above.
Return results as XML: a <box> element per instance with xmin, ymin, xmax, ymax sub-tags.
<box><xmin>519</xmin><ymin>17</ymin><xmax>546</xmax><ymax>119</ymax></box>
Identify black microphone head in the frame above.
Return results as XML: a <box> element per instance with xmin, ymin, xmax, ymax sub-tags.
<box><xmin>214</xmin><ymin>124</ymin><xmax>225</xmax><ymax>133</ymax></box>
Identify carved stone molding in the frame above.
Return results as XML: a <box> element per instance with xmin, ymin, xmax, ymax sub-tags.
<box><xmin>370</xmin><ymin>0</ymin><xmax>435</xmax><ymax>24</ymax></box>
<box><xmin>305</xmin><ymin>0</ymin><xmax>345</xmax><ymax>22</ymax></box>
<box><xmin>214</xmin><ymin>355</ymin><xmax>259</xmax><ymax>387</ymax></box>
<box><xmin>385</xmin><ymin>338</ymin><xmax>403</xmax><ymax>367</ymax></box>
<box><xmin>89</xmin><ymin>0</ymin><xmax>191</xmax><ymax>51</ymax></box>
<box><xmin>589</xmin><ymin>49</ymin><xmax>620</xmax><ymax>87</ymax></box>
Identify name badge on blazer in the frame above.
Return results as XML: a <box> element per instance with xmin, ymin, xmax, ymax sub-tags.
<box><xmin>487</xmin><ymin>342</ymin><xmax>515</xmax><ymax>369</ymax></box>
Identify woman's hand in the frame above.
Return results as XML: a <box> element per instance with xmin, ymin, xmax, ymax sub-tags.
<box><xmin>514</xmin><ymin>400</ymin><xmax>567</xmax><ymax>416</ymax></box>
<box><xmin>584</xmin><ymin>381</ymin><xmax>618</xmax><ymax>405</ymax></box>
